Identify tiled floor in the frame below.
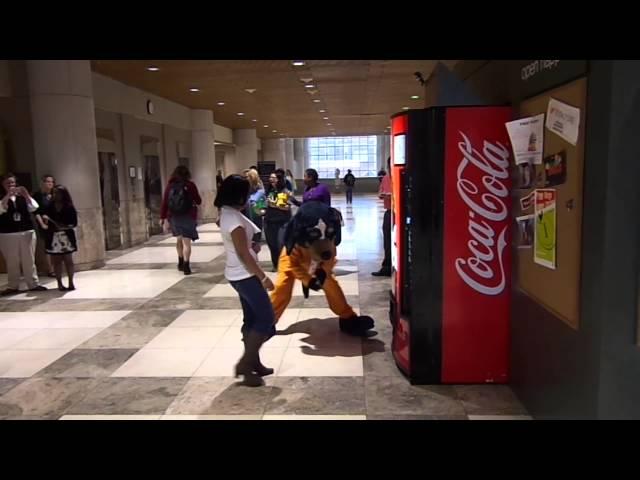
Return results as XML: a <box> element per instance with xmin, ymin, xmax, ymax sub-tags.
<box><xmin>0</xmin><ymin>194</ymin><xmax>530</xmax><ymax>420</ymax></box>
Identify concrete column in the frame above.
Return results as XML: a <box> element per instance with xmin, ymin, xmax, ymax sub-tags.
<box><xmin>262</xmin><ymin>138</ymin><xmax>286</xmax><ymax>169</ymax></box>
<box><xmin>294</xmin><ymin>138</ymin><xmax>305</xmax><ymax>178</ymax></box>
<box><xmin>284</xmin><ymin>138</ymin><xmax>294</xmax><ymax>175</ymax></box>
<box><xmin>191</xmin><ymin>109</ymin><xmax>216</xmax><ymax>222</ymax></box>
<box><xmin>27</xmin><ymin>60</ymin><xmax>105</xmax><ymax>270</ymax></box>
<box><xmin>234</xmin><ymin>128</ymin><xmax>258</xmax><ymax>170</ymax></box>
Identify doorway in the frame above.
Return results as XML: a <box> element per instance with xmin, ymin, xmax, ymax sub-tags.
<box><xmin>97</xmin><ymin>152</ymin><xmax>122</xmax><ymax>250</ymax></box>
<box><xmin>143</xmin><ymin>155</ymin><xmax>163</xmax><ymax>237</ymax></box>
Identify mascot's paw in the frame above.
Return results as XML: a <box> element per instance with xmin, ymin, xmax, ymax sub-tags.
<box><xmin>339</xmin><ymin>315</ymin><xmax>375</xmax><ymax>336</ymax></box>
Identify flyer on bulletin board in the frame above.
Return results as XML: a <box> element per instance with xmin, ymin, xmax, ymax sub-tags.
<box><xmin>534</xmin><ymin>189</ymin><xmax>557</xmax><ymax>269</ymax></box>
<box><xmin>546</xmin><ymin>98</ymin><xmax>580</xmax><ymax>145</ymax></box>
<box><xmin>505</xmin><ymin>113</ymin><xmax>545</xmax><ymax>165</ymax></box>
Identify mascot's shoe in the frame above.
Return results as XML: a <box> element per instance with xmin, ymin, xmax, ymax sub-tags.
<box><xmin>339</xmin><ymin>315</ymin><xmax>375</xmax><ymax>336</ymax></box>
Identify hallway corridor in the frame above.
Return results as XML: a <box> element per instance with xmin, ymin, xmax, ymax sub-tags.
<box><xmin>0</xmin><ymin>194</ymin><xmax>529</xmax><ymax>420</ymax></box>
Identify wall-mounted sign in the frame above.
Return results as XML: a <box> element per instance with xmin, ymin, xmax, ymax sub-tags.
<box><xmin>510</xmin><ymin>60</ymin><xmax>588</xmax><ymax>101</ymax></box>
<box><xmin>129</xmin><ymin>167</ymin><xmax>136</xmax><ymax>178</ymax></box>
<box><xmin>534</xmin><ymin>189</ymin><xmax>557</xmax><ymax>270</ymax></box>
<box><xmin>546</xmin><ymin>98</ymin><xmax>580</xmax><ymax>145</ymax></box>
<box><xmin>506</xmin><ymin>113</ymin><xmax>545</xmax><ymax>165</ymax></box>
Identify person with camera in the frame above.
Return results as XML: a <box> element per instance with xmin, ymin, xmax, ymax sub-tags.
<box><xmin>0</xmin><ymin>173</ymin><xmax>48</xmax><ymax>295</ymax></box>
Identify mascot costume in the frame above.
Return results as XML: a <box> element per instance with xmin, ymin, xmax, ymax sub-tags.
<box><xmin>270</xmin><ymin>201</ymin><xmax>374</xmax><ymax>336</ymax></box>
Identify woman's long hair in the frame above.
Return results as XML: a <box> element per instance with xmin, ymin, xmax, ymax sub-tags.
<box><xmin>246</xmin><ymin>169</ymin><xmax>263</xmax><ymax>192</ymax></box>
<box><xmin>171</xmin><ymin>165</ymin><xmax>191</xmax><ymax>182</ymax></box>
<box><xmin>53</xmin><ymin>185</ymin><xmax>74</xmax><ymax>208</ymax></box>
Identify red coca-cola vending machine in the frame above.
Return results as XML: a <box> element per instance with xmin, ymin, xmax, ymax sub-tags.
<box><xmin>389</xmin><ymin>106</ymin><xmax>513</xmax><ymax>384</ymax></box>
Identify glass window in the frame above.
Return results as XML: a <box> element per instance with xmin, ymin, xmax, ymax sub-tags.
<box><xmin>308</xmin><ymin>136</ymin><xmax>378</xmax><ymax>178</ymax></box>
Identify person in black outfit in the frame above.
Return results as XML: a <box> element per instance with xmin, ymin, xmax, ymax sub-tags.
<box><xmin>0</xmin><ymin>173</ymin><xmax>47</xmax><ymax>295</ymax></box>
<box><xmin>32</xmin><ymin>174</ymin><xmax>56</xmax><ymax>277</ymax></box>
<box><xmin>42</xmin><ymin>185</ymin><xmax>78</xmax><ymax>291</ymax></box>
<box><xmin>343</xmin><ymin>169</ymin><xmax>356</xmax><ymax>204</ymax></box>
<box><xmin>264</xmin><ymin>171</ymin><xmax>292</xmax><ymax>270</ymax></box>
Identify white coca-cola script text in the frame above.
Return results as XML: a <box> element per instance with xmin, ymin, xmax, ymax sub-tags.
<box><xmin>454</xmin><ymin>132</ymin><xmax>510</xmax><ymax>296</ymax></box>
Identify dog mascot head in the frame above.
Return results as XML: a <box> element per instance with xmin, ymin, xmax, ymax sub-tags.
<box><xmin>282</xmin><ymin>201</ymin><xmax>342</xmax><ymax>261</ymax></box>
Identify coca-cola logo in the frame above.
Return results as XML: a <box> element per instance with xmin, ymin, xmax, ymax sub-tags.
<box><xmin>454</xmin><ymin>132</ymin><xmax>510</xmax><ymax>296</ymax></box>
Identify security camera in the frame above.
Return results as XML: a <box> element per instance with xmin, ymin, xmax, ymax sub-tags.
<box><xmin>414</xmin><ymin>71</ymin><xmax>425</xmax><ymax>86</ymax></box>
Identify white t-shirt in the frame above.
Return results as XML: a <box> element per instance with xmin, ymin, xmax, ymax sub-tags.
<box><xmin>219</xmin><ymin>206</ymin><xmax>261</xmax><ymax>281</ymax></box>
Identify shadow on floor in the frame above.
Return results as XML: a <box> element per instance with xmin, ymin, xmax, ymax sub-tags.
<box><xmin>275</xmin><ymin>317</ymin><xmax>386</xmax><ymax>357</ymax></box>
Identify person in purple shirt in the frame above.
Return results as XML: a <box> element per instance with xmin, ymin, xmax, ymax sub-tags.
<box><xmin>301</xmin><ymin>169</ymin><xmax>331</xmax><ymax>206</ymax></box>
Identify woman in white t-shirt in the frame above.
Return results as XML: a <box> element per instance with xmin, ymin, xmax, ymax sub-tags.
<box><xmin>215</xmin><ymin>174</ymin><xmax>276</xmax><ymax>387</ymax></box>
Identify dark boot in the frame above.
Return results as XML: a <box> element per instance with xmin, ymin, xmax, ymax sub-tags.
<box><xmin>235</xmin><ymin>330</ymin><xmax>266</xmax><ymax>387</ymax></box>
<box><xmin>183</xmin><ymin>261</ymin><xmax>192</xmax><ymax>275</ymax></box>
<box><xmin>178</xmin><ymin>257</ymin><xmax>184</xmax><ymax>271</ymax></box>
<box><xmin>241</xmin><ymin>329</ymin><xmax>274</xmax><ymax>377</ymax></box>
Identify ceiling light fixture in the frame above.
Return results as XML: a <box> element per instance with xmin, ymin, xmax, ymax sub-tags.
<box><xmin>189</xmin><ymin>88</ymin><xmax>200</xmax><ymax>92</ymax></box>
<box><xmin>313</xmin><ymin>99</ymin><xmax>321</xmax><ymax>103</ymax></box>
<box><xmin>323</xmin><ymin>117</ymin><xmax>329</xmax><ymax>120</ymax></box>
<box><xmin>319</xmin><ymin>109</ymin><xmax>326</xmax><ymax>113</ymax></box>
<box><xmin>252</xmin><ymin>119</ymin><xmax>257</xmax><ymax>122</ymax></box>
<box><xmin>272</xmin><ymin>130</ymin><xmax>278</xmax><ymax>133</ymax></box>
<box><xmin>292</xmin><ymin>61</ymin><xmax>305</xmax><ymax>66</ymax></box>
<box><xmin>300</xmin><ymin>77</ymin><xmax>313</xmax><ymax>83</ymax></box>
<box><xmin>411</xmin><ymin>95</ymin><xmax>420</xmax><ymax>100</ymax></box>
<box><xmin>327</xmin><ymin>123</ymin><xmax>332</xmax><ymax>126</ymax></box>
<box><xmin>304</xmin><ymin>84</ymin><xmax>315</xmax><ymax>88</ymax></box>
<box><xmin>216</xmin><ymin>101</ymin><xmax>225</xmax><ymax>106</ymax></box>
<box><xmin>263</xmin><ymin>125</ymin><xmax>269</xmax><ymax>128</ymax></box>
<box><xmin>147</xmin><ymin>66</ymin><xmax>159</xmax><ymax>72</ymax></box>
<box><xmin>237</xmin><ymin>112</ymin><xmax>245</xmax><ymax>116</ymax></box>
<box><xmin>245</xmin><ymin>88</ymin><xmax>257</xmax><ymax>94</ymax></box>
<box><xmin>402</xmin><ymin>106</ymin><xmax>410</xmax><ymax>110</ymax></box>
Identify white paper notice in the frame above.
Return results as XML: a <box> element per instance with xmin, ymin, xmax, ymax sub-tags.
<box><xmin>546</xmin><ymin>98</ymin><xmax>580</xmax><ymax>146</ymax></box>
<box><xmin>506</xmin><ymin>113</ymin><xmax>545</xmax><ymax>165</ymax></box>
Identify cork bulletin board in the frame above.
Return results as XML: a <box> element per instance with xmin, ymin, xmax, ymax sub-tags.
<box><xmin>513</xmin><ymin>77</ymin><xmax>587</xmax><ymax>329</ymax></box>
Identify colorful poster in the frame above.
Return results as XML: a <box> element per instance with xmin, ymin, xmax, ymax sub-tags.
<box><xmin>506</xmin><ymin>113</ymin><xmax>545</xmax><ymax>165</ymax></box>
<box><xmin>546</xmin><ymin>98</ymin><xmax>580</xmax><ymax>145</ymax></box>
<box><xmin>534</xmin><ymin>189</ymin><xmax>557</xmax><ymax>269</ymax></box>
<box><xmin>520</xmin><ymin>191</ymin><xmax>535</xmax><ymax>212</ymax></box>
<box><xmin>543</xmin><ymin>150</ymin><xmax>567</xmax><ymax>187</ymax></box>
<box><xmin>516</xmin><ymin>214</ymin><xmax>535</xmax><ymax>249</ymax></box>
<box><xmin>515</xmin><ymin>161</ymin><xmax>535</xmax><ymax>189</ymax></box>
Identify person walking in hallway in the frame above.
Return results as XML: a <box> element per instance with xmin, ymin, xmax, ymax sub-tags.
<box><xmin>42</xmin><ymin>185</ymin><xmax>78</xmax><ymax>291</ymax></box>
<box><xmin>343</xmin><ymin>169</ymin><xmax>356</xmax><ymax>204</ymax></box>
<box><xmin>160</xmin><ymin>166</ymin><xmax>202</xmax><ymax>276</ymax></box>
<box><xmin>301</xmin><ymin>168</ymin><xmax>331</xmax><ymax>205</ymax></box>
<box><xmin>216</xmin><ymin>174</ymin><xmax>275</xmax><ymax>387</ymax></box>
<box><xmin>0</xmin><ymin>173</ymin><xmax>47</xmax><ymax>295</ymax></box>
<box><xmin>264</xmin><ymin>170</ymin><xmax>292</xmax><ymax>270</ymax></box>
<box><xmin>32</xmin><ymin>174</ymin><xmax>55</xmax><ymax>278</ymax></box>
<box><xmin>372</xmin><ymin>158</ymin><xmax>392</xmax><ymax>277</ymax></box>
<box><xmin>334</xmin><ymin>168</ymin><xmax>341</xmax><ymax>193</ymax></box>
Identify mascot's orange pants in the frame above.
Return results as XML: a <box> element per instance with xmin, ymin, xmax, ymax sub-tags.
<box><xmin>270</xmin><ymin>247</ymin><xmax>356</xmax><ymax>321</ymax></box>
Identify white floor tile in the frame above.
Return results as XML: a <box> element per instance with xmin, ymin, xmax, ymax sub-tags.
<box><xmin>145</xmin><ymin>326</ymin><xmax>230</xmax><ymax>349</ymax></box>
<box><xmin>10</xmin><ymin>328</ymin><xmax>104</xmax><ymax>350</ymax></box>
<box><xmin>197</xmin><ymin>223</ymin><xmax>220</xmax><ymax>233</ymax></box>
<box><xmin>60</xmin><ymin>415</ymin><xmax>162</xmax><ymax>420</ymax></box>
<box><xmin>159</xmin><ymin>232</ymin><xmax>222</xmax><ymax>244</ymax></box>
<box><xmin>263</xmin><ymin>415</ymin><xmax>366</xmax><ymax>420</ymax></box>
<box><xmin>43</xmin><ymin>269</ymin><xmax>183</xmax><ymax>299</ymax></box>
<box><xmin>0</xmin><ymin>329</ymin><xmax>42</xmax><ymax>349</ymax></box>
<box><xmin>0</xmin><ymin>311</ymin><xmax>130</xmax><ymax>329</ymax></box>
<box><xmin>160</xmin><ymin>415</ymin><xmax>262</xmax><ymax>420</ymax></box>
<box><xmin>193</xmin><ymin>347</ymin><xmax>287</xmax><ymax>377</ymax></box>
<box><xmin>169</xmin><ymin>310</ymin><xmax>244</xmax><ymax>328</ymax></box>
<box><xmin>0</xmin><ymin>349</ymin><xmax>71</xmax><ymax>377</ymax></box>
<box><xmin>106</xmin><ymin>246</ymin><xmax>224</xmax><ymax>265</ymax></box>
<box><xmin>277</xmin><ymin>344</ymin><xmax>363</xmax><ymax>377</ymax></box>
<box><xmin>111</xmin><ymin>348</ymin><xmax>212</xmax><ymax>377</ymax></box>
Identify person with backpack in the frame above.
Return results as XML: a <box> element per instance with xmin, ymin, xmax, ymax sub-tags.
<box><xmin>343</xmin><ymin>169</ymin><xmax>356</xmax><ymax>205</ymax></box>
<box><xmin>160</xmin><ymin>166</ymin><xmax>202</xmax><ymax>275</ymax></box>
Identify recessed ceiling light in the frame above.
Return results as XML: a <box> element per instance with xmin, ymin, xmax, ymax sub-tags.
<box><xmin>327</xmin><ymin>123</ymin><xmax>332</xmax><ymax>126</ymax></box>
<box><xmin>263</xmin><ymin>125</ymin><xmax>269</xmax><ymax>128</ymax></box>
<box><xmin>319</xmin><ymin>109</ymin><xmax>326</xmax><ymax>113</ymax></box>
<box><xmin>402</xmin><ymin>106</ymin><xmax>410</xmax><ymax>110</ymax></box>
<box><xmin>292</xmin><ymin>61</ymin><xmax>305</xmax><ymax>66</ymax></box>
<box><xmin>323</xmin><ymin>117</ymin><xmax>329</xmax><ymax>120</ymax></box>
<box><xmin>237</xmin><ymin>112</ymin><xmax>244</xmax><ymax>116</ymax></box>
<box><xmin>252</xmin><ymin>119</ymin><xmax>257</xmax><ymax>122</ymax></box>
<box><xmin>411</xmin><ymin>95</ymin><xmax>420</xmax><ymax>100</ymax></box>
<box><xmin>304</xmin><ymin>84</ymin><xmax>315</xmax><ymax>88</ymax></box>
<box><xmin>189</xmin><ymin>88</ymin><xmax>200</xmax><ymax>92</ymax></box>
<box><xmin>272</xmin><ymin>130</ymin><xmax>277</xmax><ymax>133</ymax></box>
<box><xmin>245</xmin><ymin>88</ymin><xmax>257</xmax><ymax>94</ymax></box>
<box><xmin>147</xmin><ymin>66</ymin><xmax>159</xmax><ymax>72</ymax></box>
<box><xmin>217</xmin><ymin>101</ymin><xmax>225</xmax><ymax>106</ymax></box>
<box><xmin>300</xmin><ymin>77</ymin><xmax>313</xmax><ymax>83</ymax></box>
<box><xmin>313</xmin><ymin>99</ymin><xmax>321</xmax><ymax>103</ymax></box>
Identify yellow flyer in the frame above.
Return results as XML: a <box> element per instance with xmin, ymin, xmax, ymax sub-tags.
<box><xmin>534</xmin><ymin>189</ymin><xmax>557</xmax><ymax>269</ymax></box>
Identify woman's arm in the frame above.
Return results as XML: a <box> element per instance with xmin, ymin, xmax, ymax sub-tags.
<box><xmin>230</xmin><ymin>227</ymin><xmax>274</xmax><ymax>290</ymax></box>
